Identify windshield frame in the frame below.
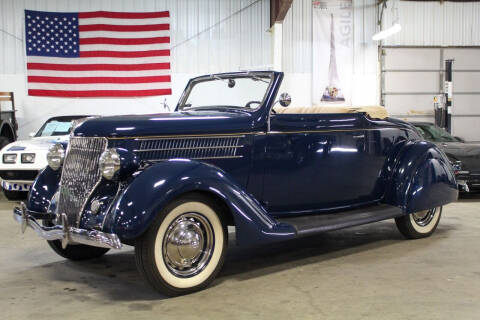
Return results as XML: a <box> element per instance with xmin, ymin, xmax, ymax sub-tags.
<box><xmin>176</xmin><ymin>71</ymin><xmax>275</xmax><ymax>112</ymax></box>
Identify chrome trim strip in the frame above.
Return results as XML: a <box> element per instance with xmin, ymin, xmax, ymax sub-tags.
<box><xmin>105</xmin><ymin>126</ymin><xmax>415</xmax><ymax>140</ymax></box>
<box><xmin>149</xmin><ymin>155</ymin><xmax>244</xmax><ymax>162</ymax></box>
<box><xmin>13</xmin><ymin>204</ymin><xmax>122</xmax><ymax>250</ymax></box>
<box><xmin>108</xmin><ymin>133</ymin><xmax>254</xmax><ymax>140</ymax></box>
<box><xmin>133</xmin><ymin>145</ymin><xmax>244</xmax><ymax>152</ymax></box>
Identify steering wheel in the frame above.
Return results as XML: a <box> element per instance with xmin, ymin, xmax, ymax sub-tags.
<box><xmin>245</xmin><ymin>101</ymin><xmax>262</xmax><ymax>109</ymax></box>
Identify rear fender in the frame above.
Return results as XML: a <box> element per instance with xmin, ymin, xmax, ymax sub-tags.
<box><xmin>105</xmin><ymin>160</ymin><xmax>295</xmax><ymax>245</ymax></box>
<box><xmin>383</xmin><ymin>141</ymin><xmax>458</xmax><ymax>213</ymax></box>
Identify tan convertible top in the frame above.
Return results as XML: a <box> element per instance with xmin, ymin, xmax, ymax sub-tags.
<box><xmin>273</xmin><ymin>105</ymin><xmax>388</xmax><ymax>120</ymax></box>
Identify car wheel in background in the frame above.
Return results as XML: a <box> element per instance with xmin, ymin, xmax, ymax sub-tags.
<box><xmin>41</xmin><ymin>220</ymin><xmax>110</xmax><ymax>260</ymax></box>
<box><xmin>46</xmin><ymin>240</ymin><xmax>110</xmax><ymax>261</ymax></box>
<box><xmin>3</xmin><ymin>190</ymin><xmax>28</xmax><ymax>201</ymax></box>
<box><xmin>0</xmin><ymin>136</ymin><xmax>11</xmax><ymax>149</ymax></box>
<box><xmin>395</xmin><ymin>206</ymin><xmax>442</xmax><ymax>239</ymax></box>
<box><xmin>135</xmin><ymin>193</ymin><xmax>227</xmax><ymax>296</ymax></box>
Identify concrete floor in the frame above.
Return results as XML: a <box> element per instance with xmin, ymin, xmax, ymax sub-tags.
<box><xmin>1</xmin><ymin>196</ymin><xmax>480</xmax><ymax>320</ymax></box>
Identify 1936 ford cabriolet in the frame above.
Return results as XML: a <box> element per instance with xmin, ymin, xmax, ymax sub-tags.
<box><xmin>14</xmin><ymin>71</ymin><xmax>458</xmax><ymax>296</ymax></box>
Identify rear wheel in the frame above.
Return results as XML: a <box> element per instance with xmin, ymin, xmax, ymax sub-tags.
<box><xmin>135</xmin><ymin>193</ymin><xmax>227</xmax><ymax>296</ymax></box>
<box><xmin>395</xmin><ymin>206</ymin><xmax>442</xmax><ymax>239</ymax></box>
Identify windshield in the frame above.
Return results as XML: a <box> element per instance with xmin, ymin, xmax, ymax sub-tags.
<box><xmin>36</xmin><ymin>119</ymin><xmax>76</xmax><ymax>137</ymax></box>
<box><xmin>178</xmin><ymin>74</ymin><xmax>272</xmax><ymax>111</ymax></box>
<box><xmin>415</xmin><ymin>124</ymin><xmax>458</xmax><ymax>143</ymax></box>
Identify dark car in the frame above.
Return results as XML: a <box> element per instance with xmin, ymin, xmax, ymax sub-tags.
<box><xmin>412</xmin><ymin>122</ymin><xmax>479</xmax><ymax>192</ymax></box>
<box><xmin>14</xmin><ymin>72</ymin><xmax>457</xmax><ymax>296</ymax></box>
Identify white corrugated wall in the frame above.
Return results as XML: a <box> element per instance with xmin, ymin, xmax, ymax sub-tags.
<box><xmin>382</xmin><ymin>0</ymin><xmax>480</xmax><ymax>46</ymax></box>
<box><xmin>0</xmin><ymin>0</ymin><xmax>271</xmax><ymax>138</ymax></box>
<box><xmin>280</xmin><ymin>0</ymin><xmax>379</xmax><ymax>107</ymax></box>
<box><xmin>0</xmin><ymin>0</ymin><xmax>271</xmax><ymax>74</ymax></box>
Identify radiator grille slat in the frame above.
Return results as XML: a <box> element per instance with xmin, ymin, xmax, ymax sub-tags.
<box><xmin>57</xmin><ymin>137</ymin><xmax>107</xmax><ymax>226</ymax></box>
<box><xmin>133</xmin><ymin>135</ymin><xmax>244</xmax><ymax>161</ymax></box>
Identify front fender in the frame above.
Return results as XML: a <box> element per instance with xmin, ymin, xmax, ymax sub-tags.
<box><xmin>27</xmin><ymin>166</ymin><xmax>61</xmax><ymax>213</ymax></box>
<box><xmin>105</xmin><ymin>160</ymin><xmax>293</xmax><ymax>245</ymax></box>
<box><xmin>383</xmin><ymin>141</ymin><xmax>458</xmax><ymax>213</ymax></box>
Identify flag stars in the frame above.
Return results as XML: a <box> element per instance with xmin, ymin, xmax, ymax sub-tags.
<box><xmin>26</xmin><ymin>13</ymin><xmax>79</xmax><ymax>57</ymax></box>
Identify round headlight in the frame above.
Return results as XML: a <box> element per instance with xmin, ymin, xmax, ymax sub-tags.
<box><xmin>47</xmin><ymin>143</ymin><xmax>65</xmax><ymax>170</ymax></box>
<box><xmin>99</xmin><ymin>148</ymin><xmax>121</xmax><ymax>180</ymax></box>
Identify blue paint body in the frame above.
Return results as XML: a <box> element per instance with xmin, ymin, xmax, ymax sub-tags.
<box><xmin>27</xmin><ymin>71</ymin><xmax>458</xmax><ymax>246</ymax></box>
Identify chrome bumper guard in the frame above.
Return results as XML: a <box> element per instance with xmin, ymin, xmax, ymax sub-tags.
<box><xmin>13</xmin><ymin>203</ymin><xmax>122</xmax><ymax>250</ymax></box>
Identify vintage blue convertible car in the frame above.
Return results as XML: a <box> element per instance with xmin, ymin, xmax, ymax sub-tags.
<box><xmin>14</xmin><ymin>71</ymin><xmax>458</xmax><ymax>296</ymax></box>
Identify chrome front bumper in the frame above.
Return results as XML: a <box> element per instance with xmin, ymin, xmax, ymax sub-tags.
<box><xmin>13</xmin><ymin>203</ymin><xmax>122</xmax><ymax>250</ymax></box>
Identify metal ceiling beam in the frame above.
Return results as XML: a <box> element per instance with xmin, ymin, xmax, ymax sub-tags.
<box><xmin>270</xmin><ymin>0</ymin><xmax>293</xmax><ymax>26</ymax></box>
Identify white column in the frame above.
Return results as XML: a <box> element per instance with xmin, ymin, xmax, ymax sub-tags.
<box><xmin>272</xmin><ymin>22</ymin><xmax>283</xmax><ymax>72</ymax></box>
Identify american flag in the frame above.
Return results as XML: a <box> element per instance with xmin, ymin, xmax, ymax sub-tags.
<box><xmin>25</xmin><ymin>9</ymin><xmax>171</xmax><ymax>97</ymax></box>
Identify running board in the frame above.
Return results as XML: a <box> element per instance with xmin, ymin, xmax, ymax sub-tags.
<box><xmin>277</xmin><ymin>204</ymin><xmax>403</xmax><ymax>237</ymax></box>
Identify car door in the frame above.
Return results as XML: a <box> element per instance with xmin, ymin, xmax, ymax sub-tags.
<box><xmin>261</xmin><ymin>112</ymin><xmax>386</xmax><ymax>215</ymax></box>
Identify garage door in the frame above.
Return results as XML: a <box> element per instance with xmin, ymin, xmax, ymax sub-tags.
<box><xmin>382</xmin><ymin>47</ymin><xmax>480</xmax><ymax>142</ymax></box>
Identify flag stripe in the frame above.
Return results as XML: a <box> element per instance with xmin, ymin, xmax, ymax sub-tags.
<box><xmin>79</xmin><ymin>17</ymin><xmax>170</xmax><ymax>25</ymax></box>
<box><xmin>28</xmin><ymin>82</ymin><xmax>171</xmax><ymax>90</ymax></box>
<box><xmin>79</xmin><ymin>37</ymin><xmax>169</xmax><ymax>45</ymax></box>
<box><xmin>80</xmin><ymin>43</ymin><xmax>169</xmax><ymax>51</ymax></box>
<box><xmin>79</xmin><ymin>24</ymin><xmax>169</xmax><ymax>32</ymax></box>
<box><xmin>79</xmin><ymin>30</ymin><xmax>170</xmax><ymax>38</ymax></box>
<box><xmin>27</xmin><ymin>69</ymin><xmax>171</xmax><ymax>77</ymax></box>
<box><xmin>27</xmin><ymin>62</ymin><xmax>170</xmax><ymax>71</ymax></box>
<box><xmin>78</xmin><ymin>11</ymin><xmax>169</xmax><ymax>19</ymax></box>
<box><xmin>79</xmin><ymin>49</ymin><xmax>169</xmax><ymax>58</ymax></box>
<box><xmin>29</xmin><ymin>89</ymin><xmax>172</xmax><ymax>97</ymax></box>
<box><xmin>27</xmin><ymin>56</ymin><xmax>170</xmax><ymax>64</ymax></box>
<box><xmin>28</xmin><ymin>75</ymin><xmax>171</xmax><ymax>84</ymax></box>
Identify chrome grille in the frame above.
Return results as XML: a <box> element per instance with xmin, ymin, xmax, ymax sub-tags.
<box><xmin>57</xmin><ymin>137</ymin><xmax>107</xmax><ymax>226</ymax></box>
<box><xmin>133</xmin><ymin>135</ymin><xmax>244</xmax><ymax>161</ymax></box>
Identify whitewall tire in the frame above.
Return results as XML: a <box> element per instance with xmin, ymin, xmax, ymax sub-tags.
<box><xmin>395</xmin><ymin>206</ymin><xmax>442</xmax><ymax>239</ymax></box>
<box><xmin>135</xmin><ymin>193</ymin><xmax>227</xmax><ymax>296</ymax></box>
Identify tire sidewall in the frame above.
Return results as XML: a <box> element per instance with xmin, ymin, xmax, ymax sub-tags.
<box><xmin>152</xmin><ymin>199</ymin><xmax>225</xmax><ymax>290</ymax></box>
<box><xmin>409</xmin><ymin>207</ymin><xmax>442</xmax><ymax>235</ymax></box>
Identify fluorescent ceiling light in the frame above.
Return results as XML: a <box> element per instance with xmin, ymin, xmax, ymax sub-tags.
<box><xmin>372</xmin><ymin>23</ymin><xmax>402</xmax><ymax>41</ymax></box>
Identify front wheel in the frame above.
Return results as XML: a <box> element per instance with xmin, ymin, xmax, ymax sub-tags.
<box><xmin>395</xmin><ymin>206</ymin><xmax>442</xmax><ymax>239</ymax></box>
<box><xmin>135</xmin><ymin>194</ymin><xmax>227</xmax><ymax>296</ymax></box>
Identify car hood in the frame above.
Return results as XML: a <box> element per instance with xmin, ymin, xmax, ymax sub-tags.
<box><xmin>437</xmin><ymin>142</ymin><xmax>480</xmax><ymax>172</ymax></box>
<box><xmin>1</xmin><ymin>136</ymin><xmax>69</xmax><ymax>153</ymax></box>
<box><xmin>73</xmin><ymin>110</ymin><xmax>256</xmax><ymax>138</ymax></box>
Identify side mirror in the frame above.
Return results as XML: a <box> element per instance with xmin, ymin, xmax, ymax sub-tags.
<box><xmin>279</xmin><ymin>93</ymin><xmax>291</xmax><ymax>107</ymax></box>
<box><xmin>454</xmin><ymin>136</ymin><xmax>465</xmax><ymax>143</ymax></box>
<box><xmin>29</xmin><ymin>132</ymin><xmax>35</xmax><ymax>138</ymax></box>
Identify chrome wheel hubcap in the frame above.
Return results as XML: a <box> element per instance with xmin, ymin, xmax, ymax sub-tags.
<box><xmin>412</xmin><ymin>208</ymin><xmax>437</xmax><ymax>227</ymax></box>
<box><xmin>163</xmin><ymin>212</ymin><xmax>214</xmax><ymax>278</ymax></box>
